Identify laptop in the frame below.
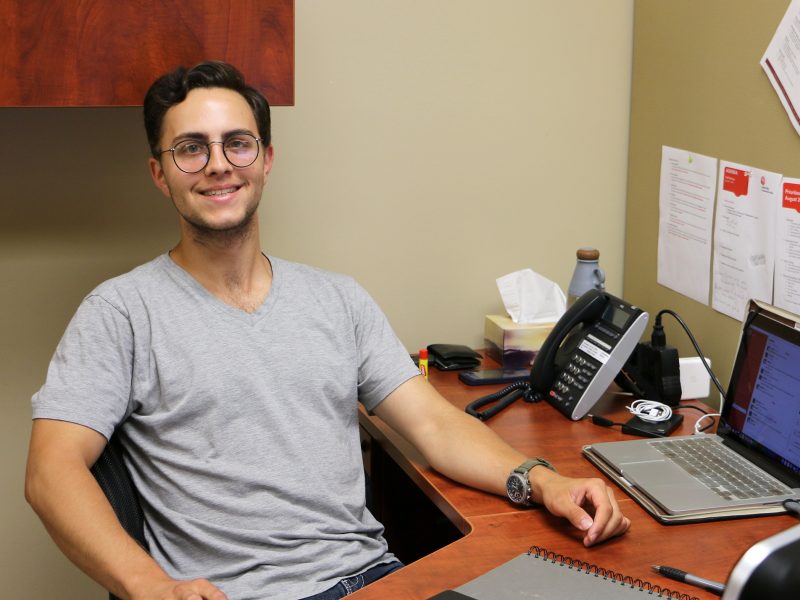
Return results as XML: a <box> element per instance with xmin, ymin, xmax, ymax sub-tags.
<box><xmin>583</xmin><ymin>299</ymin><xmax>800</xmax><ymax>523</ymax></box>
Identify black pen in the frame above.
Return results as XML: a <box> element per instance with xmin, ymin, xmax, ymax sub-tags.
<box><xmin>652</xmin><ymin>565</ymin><xmax>725</xmax><ymax>596</ymax></box>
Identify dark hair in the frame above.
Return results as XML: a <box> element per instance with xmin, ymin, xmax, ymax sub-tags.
<box><xmin>143</xmin><ymin>61</ymin><xmax>271</xmax><ymax>157</ymax></box>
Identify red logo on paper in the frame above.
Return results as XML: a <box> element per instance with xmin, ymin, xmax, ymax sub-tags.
<box><xmin>761</xmin><ymin>176</ymin><xmax>766</xmax><ymax>186</ymax></box>
<box><xmin>783</xmin><ymin>182</ymin><xmax>800</xmax><ymax>213</ymax></box>
<box><xmin>723</xmin><ymin>167</ymin><xmax>749</xmax><ymax>197</ymax></box>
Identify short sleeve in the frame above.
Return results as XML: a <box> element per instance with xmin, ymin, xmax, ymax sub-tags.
<box><xmin>350</xmin><ymin>281</ymin><xmax>419</xmax><ymax>412</ymax></box>
<box><xmin>31</xmin><ymin>294</ymin><xmax>135</xmax><ymax>440</ymax></box>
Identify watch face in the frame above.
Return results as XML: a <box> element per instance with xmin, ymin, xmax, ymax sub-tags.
<box><xmin>506</xmin><ymin>473</ymin><xmax>527</xmax><ymax>504</ymax></box>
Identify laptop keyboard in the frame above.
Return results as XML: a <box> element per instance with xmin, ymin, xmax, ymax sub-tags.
<box><xmin>651</xmin><ymin>437</ymin><xmax>792</xmax><ymax>501</ymax></box>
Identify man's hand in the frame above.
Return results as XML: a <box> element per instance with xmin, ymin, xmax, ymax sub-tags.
<box><xmin>532</xmin><ymin>468</ymin><xmax>631</xmax><ymax>547</ymax></box>
<box><xmin>142</xmin><ymin>578</ymin><xmax>228</xmax><ymax>600</ymax></box>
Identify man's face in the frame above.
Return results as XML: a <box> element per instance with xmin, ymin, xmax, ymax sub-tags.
<box><xmin>148</xmin><ymin>87</ymin><xmax>274</xmax><ymax>235</ymax></box>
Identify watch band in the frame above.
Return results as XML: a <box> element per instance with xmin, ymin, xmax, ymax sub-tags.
<box><xmin>514</xmin><ymin>457</ymin><xmax>556</xmax><ymax>476</ymax></box>
<box><xmin>508</xmin><ymin>457</ymin><xmax>557</xmax><ymax>505</ymax></box>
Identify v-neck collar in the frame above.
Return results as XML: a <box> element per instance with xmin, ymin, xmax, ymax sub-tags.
<box><xmin>159</xmin><ymin>253</ymin><xmax>280</xmax><ymax>324</ymax></box>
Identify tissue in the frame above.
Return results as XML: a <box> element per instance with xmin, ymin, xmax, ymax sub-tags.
<box><xmin>496</xmin><ymin>269</ymin><xmax>567</xmax><ymax>324</ymax></box>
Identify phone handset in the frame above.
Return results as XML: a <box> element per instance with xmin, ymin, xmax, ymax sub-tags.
<box><xmin>529</xmin><ymin>289</ymin><xmax>608</xmax><ymax>396</ymax></box>
<box><xmin>529</xmin><ymin>289</ymin><xmax>648</xmax><ymax>420</ymax></box>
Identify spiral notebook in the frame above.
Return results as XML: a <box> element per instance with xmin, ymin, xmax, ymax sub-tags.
<box><xmin>428</xmin><ymin>546</ymin><xmax>697</xmax><ymax>600</ymax></box>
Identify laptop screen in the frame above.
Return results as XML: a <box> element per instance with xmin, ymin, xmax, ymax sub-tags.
<box><xmin>720</xmin><ymin>310</ymin><xmax>800</xmax><ymax>479</ymax></box>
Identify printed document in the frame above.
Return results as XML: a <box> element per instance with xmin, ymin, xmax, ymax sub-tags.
<box><xmin>657</xmin><ymin>146</ymin><xmax>717</xmax><ymax>304</ymax></box>
<box><xmin>775</xmin><ymin>178</ymin><xmax>800</xmax><ymax>315</ymax></box>
<box><xmin>712</xmin><ymin>162</ymin><xmax>781</xmax><ymax>320</ymax></box>
<box><xmin>761</xmin><ymin>0</ymin><xmax>800</xmax><ymax>137</ymax></box>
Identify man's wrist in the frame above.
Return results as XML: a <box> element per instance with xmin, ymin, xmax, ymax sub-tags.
<box><xmin>122</xmin><ymin>560</ymin><xmax>176</xmax><ymax>600</ymax></box>
<box><xmin>527</xmin><ymin>462</ymin><xmax>559</xmax><ymax>504</ymax></box>
<box><xmin>506</xmin><ymin>458</ymin><xmax>557</xmax><ymax>505</ymax></box>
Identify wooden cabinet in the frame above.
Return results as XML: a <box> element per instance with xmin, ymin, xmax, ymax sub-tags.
<box><xmin>0</xmin><ymin>0</ymin><xmax>293</xmax><ymax>106</ymax></box>
<box><xmin>359</xmin><ymin>418</ymin><xmax>462</xmax><ymax>565</ymax></box>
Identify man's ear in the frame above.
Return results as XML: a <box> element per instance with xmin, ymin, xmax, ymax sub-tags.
<box><xmin>148</xmin><ymin>157</ymin><xmax>172</xmax><ymax>198</ymax></box>
<box><xmin>262</xmin><ymin>144</ymin><xmax>275</xmax><ymax>179</ymax></box>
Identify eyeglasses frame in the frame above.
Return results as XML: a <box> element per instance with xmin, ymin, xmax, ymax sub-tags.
<box><xmin>158</xmin><ymin>133</ymin><xmax>266</xmax><ymax>174</ymax></box>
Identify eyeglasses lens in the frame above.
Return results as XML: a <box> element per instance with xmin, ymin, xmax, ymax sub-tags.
<box><xmin>173</xmin><ymin>134</ymin><xmax>260</xmax><ymax>173</ymax></box>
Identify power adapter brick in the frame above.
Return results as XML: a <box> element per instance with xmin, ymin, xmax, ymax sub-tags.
<box><xmin>679</xmin><ymin>357</ymin><xmax>711</xmax><ymax>399</ymax></box>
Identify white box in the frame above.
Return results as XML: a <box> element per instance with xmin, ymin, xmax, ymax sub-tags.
<box><xmin>679</xmin><ymin>357</ymin><xmax>711</xmax><ymax>400</ymax></box>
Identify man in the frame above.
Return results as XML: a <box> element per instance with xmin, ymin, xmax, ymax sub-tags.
<box><xmin>26</xmin><ymin>61</ymin><xmax>629</xmax><ymax>600</ymax></box>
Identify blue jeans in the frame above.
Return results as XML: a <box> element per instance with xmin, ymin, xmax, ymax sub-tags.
<box><xmin>299</xmin><ymin>561</ymin><xmax>404</xmax><ymax>599</ymax></box>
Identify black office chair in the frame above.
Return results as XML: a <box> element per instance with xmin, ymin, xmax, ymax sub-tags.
<box><xmin>90</xmin><ymin>434</ymin><xmax>147</xmax><ymax>600</ymax></box>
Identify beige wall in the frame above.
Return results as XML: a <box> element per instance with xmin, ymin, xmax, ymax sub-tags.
<box><xmin>624</xmin><ymin>0</ymin><xmax>799</xmax><ymax>406</ymax></box>
<box><xmin>0</xmin><ymin>2</ymin><xmax>633</xmax><ymax>597</ymax></box>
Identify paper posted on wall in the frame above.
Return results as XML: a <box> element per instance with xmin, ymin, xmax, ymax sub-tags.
<box><xmin>711</xmin><ymin>162</ymin><xmax>780</xmax><ymax>321</ymax></box>
<box><xmin>775</xmin><ymin>178</ymin><xmax>800</xmax><ymax>315</ymax></box>
<box><xmin>657</xmin><ymin>146</ymin><xmax>717</xmax><ymax>304</ymax></box>
<box><xmin>761</xmin><ymin>0</ymin><xmax>800</xmax><ymax>137</ymax></box>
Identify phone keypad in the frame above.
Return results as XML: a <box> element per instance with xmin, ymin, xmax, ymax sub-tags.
<box><xmin>547</xmin><ymin>353</ymin><xmax>599</xmax><ymax>414</ymax></box>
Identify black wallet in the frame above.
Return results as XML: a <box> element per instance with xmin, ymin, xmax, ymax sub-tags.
<box><xmin>427</xmin><ymin>344</ymin><xmax>481</xmax><ymax>371</ymax></box>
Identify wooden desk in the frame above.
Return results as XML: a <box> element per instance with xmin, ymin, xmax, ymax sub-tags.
<box><xmin>354</xmin><ymin>363</ymin><xmax>797</xmax><ymax>599</ymax></box>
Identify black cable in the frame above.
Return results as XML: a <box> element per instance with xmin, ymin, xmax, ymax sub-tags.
<box><xmin>678</xmin><ymin>403</ymin><xmax>716</xmax><ymax>432</ymax></box>
<box><xmin>697</xmin><ymin>415</ymin><xmax>716</xmax><ymax>432</ymax></box>
<box><xmin>465</xmin><ymin>381</ymin><xmax>529</xmax><ymax>421</ymax></box>
<box><xmin>675</xmin><ymin>394</ymin><xmax>717</xmax><ymax>433</ymax></box>
<box><xmin>675</xmin><ymin>394</ymin><xmax>721</xmax><ymax>434</ymax></box>
<box><xmin>655</xmin><ymin>309</ymin><xmax>728</xmax><ymax>400</ymax></box>
<box><xmin>586</xmin><ymin>414</ymin><xmax>625</xmax><ymax>429</ymax></box>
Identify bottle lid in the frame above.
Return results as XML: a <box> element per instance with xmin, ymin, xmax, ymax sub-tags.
<box><xmin>576</xmin><ymin>247</ymin><xmax>600</xmax><ymax>260</ymax></box>
<box><xmin>419</xmin><ymin>349</ymin><xmax>428</xmax><ymax>359</ymax></box>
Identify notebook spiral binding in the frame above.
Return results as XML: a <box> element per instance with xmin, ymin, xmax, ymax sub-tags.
<box><xmin>526</xmin><ymin>546</ymin><xmax>700</xmax><ymax>600</ymax></box>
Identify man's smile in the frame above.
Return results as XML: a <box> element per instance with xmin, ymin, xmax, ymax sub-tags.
<box><xmin>199</xmin><ymin>184</ymin><xmax>243</xmax><ymax>197</ymax></box>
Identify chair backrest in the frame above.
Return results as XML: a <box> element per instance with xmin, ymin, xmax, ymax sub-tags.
<box><xmin>90</xmin><ymin>434</ymin><xmax>147</xmax><ymax>600</ymax></box>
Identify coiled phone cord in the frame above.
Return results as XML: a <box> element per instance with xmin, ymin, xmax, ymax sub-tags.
<box><xmin>465</xmin><ymin>381</ymin><xmax>541</xmax><ymax>421</ymax></box>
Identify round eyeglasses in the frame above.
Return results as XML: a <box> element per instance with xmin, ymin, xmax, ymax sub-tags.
<box><xmin>159</xmin><ymin>133</ymin><xmax>265</xmax><ymax>174</ymax></box>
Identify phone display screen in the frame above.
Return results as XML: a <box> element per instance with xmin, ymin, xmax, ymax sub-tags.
<box><xmin>602</xmin><ymin>303</ymin><xmax>631</xmax><ymax>331</ymax></box>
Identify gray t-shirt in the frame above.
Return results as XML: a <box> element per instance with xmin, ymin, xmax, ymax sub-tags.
<box><xmin>32</xmin><ymin>254</ymin><xmax>419</xmax><ymax>599</ymax></box>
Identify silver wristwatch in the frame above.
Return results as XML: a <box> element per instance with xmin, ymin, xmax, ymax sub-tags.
<box><xmin>506</xmin><ymin>458</ymin><xmax>557</xmax><ymax>506</ymax></box>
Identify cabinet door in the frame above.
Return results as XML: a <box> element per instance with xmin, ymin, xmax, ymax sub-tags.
<box><xmin>0</xmin><ymin>0</ymin><xmax>293</xmax><ymax>106</ymax></box>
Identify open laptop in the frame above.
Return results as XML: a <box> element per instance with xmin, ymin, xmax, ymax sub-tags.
<box><xmin>583</xmin><ymin>299</ymin><xmax>800</xmax><ymax>523</ymax></box>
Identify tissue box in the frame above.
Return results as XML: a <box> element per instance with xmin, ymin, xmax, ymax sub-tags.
<box><xmin>484</xmin><ymin>315</ymin><xmax>555</xmax><ymax>369</ymax></box>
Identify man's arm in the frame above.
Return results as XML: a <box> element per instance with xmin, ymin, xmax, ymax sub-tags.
<box><xmin>372</xmin><ymin>376</ymin><xmax>630</xmax><ymax>547</ymax></box>
<box><xmin>25</xmin><ymin>419</ymin><xmax>227</xmax><ymax>600</ymax></box>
